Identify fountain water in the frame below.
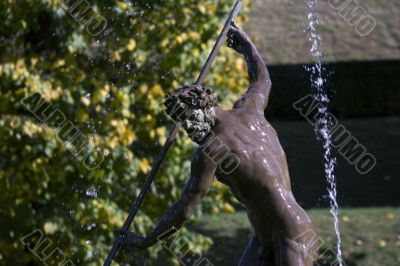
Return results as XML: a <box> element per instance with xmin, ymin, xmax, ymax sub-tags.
<box><xmin>304</xmin><ymin>0</ymin><xmax>344</xmax><ymax>265</ymax></box>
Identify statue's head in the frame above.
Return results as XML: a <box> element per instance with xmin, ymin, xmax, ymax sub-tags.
<box><xmin>164</xmin><ymin>85</ymin><xmax>218</xmax><ymax>143</ymax></box>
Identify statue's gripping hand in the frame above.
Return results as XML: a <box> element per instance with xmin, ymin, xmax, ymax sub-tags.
<box><xmin>227</xmin><ymin>21</ymin><xmax>251</xmax><ymax>54</ymax></box>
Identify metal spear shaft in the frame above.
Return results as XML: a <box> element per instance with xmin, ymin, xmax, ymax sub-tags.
<box><xmin>103</xmin><ymin>1</ymin><xmax>241</xmax><ymax>265</ymax></box>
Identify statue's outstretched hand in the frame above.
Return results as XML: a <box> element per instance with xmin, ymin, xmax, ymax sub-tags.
<box><xmin>115</xmin><ymin>229</ymin><xmax>148</xmax><ymax>251</ymax></box>
<box><xmin>227</xmin><ymin>21</ymin><xmax>251</xmax><ymax>54</ymax></box>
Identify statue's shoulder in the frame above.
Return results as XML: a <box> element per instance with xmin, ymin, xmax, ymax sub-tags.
<box><xmin>233</xmin><ymin>92</ymin><xmax>267</xmax><ymax>111</ymax></box>
<box><xmin>191</xmin><ymin>146</ymin><xmax>218</xmax><ymax>173</ymax></box>
<box><xmin>192</xmin><ymin>146</ymin><xmax>212</xmax><ymax>161</ymax></box>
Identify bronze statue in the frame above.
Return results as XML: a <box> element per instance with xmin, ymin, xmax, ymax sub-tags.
<box><xmin>119</xmin><ymin>22</ymin><xmax>318</xmax><ymax>266</ymax></box>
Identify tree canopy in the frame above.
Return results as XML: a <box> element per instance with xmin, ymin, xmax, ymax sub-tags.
<box><xmin>0</xmin><ymin>0</ymin><xmax>250</xmax><ymax>265</ymax></box>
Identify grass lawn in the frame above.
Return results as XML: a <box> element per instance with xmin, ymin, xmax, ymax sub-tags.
<box><xmin>188</xmin><ymin>208</ymin><xmax>400</xmax><ymax>266</ymax></box>
<box><xmin>246</xmin><ymin>0</ymin><xmax>400</xmax><ymax>64</ymax></box>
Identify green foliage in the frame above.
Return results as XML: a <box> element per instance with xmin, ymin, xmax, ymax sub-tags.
<box><xmin>0</xmin><ymin>0</ymin><xmax>250</xmax><ymax>265</ymax></box>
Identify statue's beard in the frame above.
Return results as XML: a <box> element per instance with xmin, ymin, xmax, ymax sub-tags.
<box><xmin>183</xmin><ymin>108</ymin><xmax>215</xmax><ymax>144</ymax></box>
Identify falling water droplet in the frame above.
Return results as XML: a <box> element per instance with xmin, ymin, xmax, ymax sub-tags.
<box><xmin>86</xmin><ymin>186</ymin><xmax>98</xmax><ymax>198</ymax></box>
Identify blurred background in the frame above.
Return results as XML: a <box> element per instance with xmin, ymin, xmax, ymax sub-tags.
<box><xmin>0</xmin><ymin>0</ymin><xmax>399</xmax><ymax>265</ymax></box>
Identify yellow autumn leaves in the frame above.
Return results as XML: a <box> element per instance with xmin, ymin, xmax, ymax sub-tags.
<box><xmin>0</xmin><ymin>1</ymin><xmax>253</xmax><ymax>264</ymax></box>
<box><xmin>126</xmin><ymin>39</ymin><xmax>137</xmax><ymax>52</ymax></box>
<box><xmin>106</xmin><ymin>119</ymin><xmax>136</xmax><ymax>148</ymax></box>
<box><xmin>0</xmin><ymin>60</ymin><xmax>29</xmax><ymax>81</ymax></box>
<box><xmin>111</xmin><ymin>39</ymin><xmax>137</xmax><ymax>62</ymax></box>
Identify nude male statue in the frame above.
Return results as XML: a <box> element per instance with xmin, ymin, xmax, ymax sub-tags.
<box><xmin>120</xmin><ymin>22</ymin><xmax>318</xmax><ymax>265</ymax></box>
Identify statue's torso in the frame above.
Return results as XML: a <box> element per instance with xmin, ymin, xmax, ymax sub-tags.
<box><xmin>212</xmin><ymin>108</ymin><xmax>290</xmax><ymax>198</ymax></box>
<box><xmin>204</xmin><ymin>108</ymin><xmax>313</xmax><ymax>244</ymax></box>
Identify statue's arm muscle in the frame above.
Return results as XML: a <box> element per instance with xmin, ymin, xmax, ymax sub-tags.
<box><xmin>234</xmin><ymin>39</ymin><xmax>271</xmax><ymax>111</ymax></box>
<box><xmin>143</xmin><ymin>149</ymin><xmax>215</xmax><ymax>246</ymax></box>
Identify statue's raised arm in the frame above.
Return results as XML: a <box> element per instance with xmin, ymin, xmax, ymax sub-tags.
<box><xmin>227</xmin><ymin>22</ymin><xmax>271</xmax><ymax>112</ymax></box>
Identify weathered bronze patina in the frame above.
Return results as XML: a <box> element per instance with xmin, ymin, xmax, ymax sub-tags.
<box><xmin>121</xmin><ymin>22</ymin><xmax>318</xmax><ymax>266</ymax></box>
